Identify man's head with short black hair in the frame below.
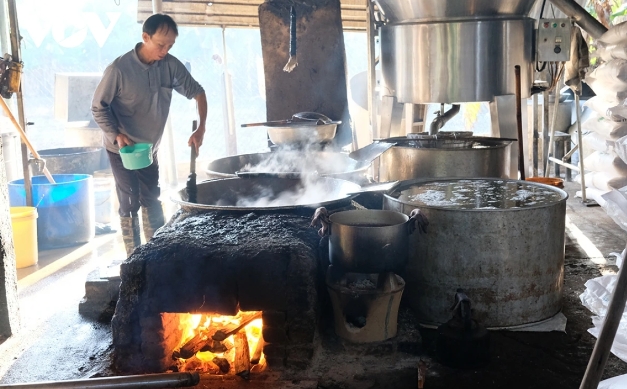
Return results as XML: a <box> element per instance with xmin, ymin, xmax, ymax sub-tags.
<box><xmin>142</xmin><ymin>13</ymin><xmax>178</xmax><ymax>37</ymax></box>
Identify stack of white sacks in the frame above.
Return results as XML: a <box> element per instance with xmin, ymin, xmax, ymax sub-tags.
<box><xmin>574</xmin><ymin>21</ymin><xmax>627</xmax><ymax>203</ymax></box>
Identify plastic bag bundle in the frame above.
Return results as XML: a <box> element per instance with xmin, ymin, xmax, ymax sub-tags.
<box><xmin>580</xmin><ymin>272</ymin><xmax>627</xmax><ymax>364</ymax></box>
<box><xmin>581</xmin><ymin>111</ymin><xmax>627</xmax><ymax>139</ymax></box>
<box><xmin>586</xmin><ymin>59</ymin><xmax>627</xmax><ymax>89</ymax></box>
<box><xmin>615</xmin><ymin>134</ymin><xmax>627</xmax><ymax>164</ymax></box>
<box><xmin>601</xmin><ymin>187</ymin><xmax>627</xmax><ymax>233</ymax></box>
<box><xmin>597</xmin><ymin>21</ymin><xmax>627</xmax><ymax>46</ymax></box>
<box><xmin>584</xmin><ymin>150</ymin><xmax>627</xmax><ymax>176</ymax></box>
<box><xmin>584</xmin><ymin>96</ymin><xmax>626</xmax><ymax>121</ymax></box>
<box><xmin>575</xmin><ymin>171</ymin><xmax>627</xmax><ymax>191</ymax></box>
<box><xmin>598</xmin><ymin>41</ymin><xmax>627</xmax><ymax>62</ymax></box>
<box><xmin>579</xmin><ymin>275</ymin><xmax>624</xmax><ymax>317</ymax></box>
<box><xmin>576</xmin><ymin>130</ymin><xmax>612</xmax><ymax>153</ymax></box>
<box><xmin>599</xmin><ymin>374</ymin><xmax>627</xmax><ymax>389</ymax></box>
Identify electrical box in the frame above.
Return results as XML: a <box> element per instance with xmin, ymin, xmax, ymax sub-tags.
<box><xmin>537</xmin><ymin>18</ymin><xmax>573</xmax><ymax>62</ymax></box>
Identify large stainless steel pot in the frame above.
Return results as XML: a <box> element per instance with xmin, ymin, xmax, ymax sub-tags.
<box><xmin>383</xmin><ymin>178</ymin><xmax>568</xmax><ymax>328</ymax></box>
<box><xmin>377</xmin><ymin>136</ymin><xmax>513</xmax><ymax>181</ymax></box>
<box><xmin>375</xmin><ymin>0</ymin><xmax>537</xmax><ymax>103</ymax></box>
<box><xmin>313</xmin><ymin>208</ymin><xmax>427</xmax><ymax>273</ymax></box>
<box><xmin>266</xmin><ymin>122</ymin><xmax>338</xmax><ymax>145</ymax></box>
<box><xmin>205</xmin><ymin>151</ymin><xmax>369</xmax><ymax>183</ymax></box>
<box><xmin>380</xmin><ymin>18</ymin><xmax>535</xmax><ymax>103</ymax></box>
<box><xmin>172</xmin><ymin>176</ymin><xmax>361</xmax><ymax>212</ymax></box>
<box><xmin>374</xmin><ymin>0</ymin><xmax>538</xmax><ymax>22</ymax></box>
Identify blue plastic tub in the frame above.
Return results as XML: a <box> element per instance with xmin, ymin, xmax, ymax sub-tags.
<box><xmin>8</xmin><ymin>174</ymin><xmax>95</xmax><ymax>249</ymax></box>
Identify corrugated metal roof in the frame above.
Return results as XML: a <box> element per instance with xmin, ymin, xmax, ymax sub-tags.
<box><xmin>137</xmin><ymin>0</ymin><xmax>367</xmax><ymax>31</ymax></box>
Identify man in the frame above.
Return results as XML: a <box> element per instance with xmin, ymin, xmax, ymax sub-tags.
<box><xmin>92</xmin><ymin>13</ymin><xmax>207</xmax><ymax>257</ymax></box>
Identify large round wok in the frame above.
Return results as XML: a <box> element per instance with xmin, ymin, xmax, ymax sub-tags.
<box><xmin>172</xmin><ymin>176</ymin><xmax>362</xmax><ymax>212</ymax></box>
<box><xmin>205</xmin><ymin>151</ymin><xmax>369</xmax><ymax>183</ymax></box>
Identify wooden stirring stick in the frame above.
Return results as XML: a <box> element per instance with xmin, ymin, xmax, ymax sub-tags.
<box><xmin>0</xmin><ymin>97</ymin><xmax>55</xmax><ymax>183</ymax></box>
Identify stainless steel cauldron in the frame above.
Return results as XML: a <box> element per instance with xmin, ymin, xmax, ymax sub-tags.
<box><xmin>377</xmin><ymin>136</ymin><xmax>513</xmax><ymax>181</ymax></box>
<box><xmin>205</xmin><ymin>151</ymin><xmax>369</xmax><ymax>183</ymax></box>
<box><xmin>313</xmin><ymin>207</ymin><xmax>428</xmax><ymax>273</ymax></box>
<box><xmin>383</xmin><ymin>178</ymin><xmax>568</xmax><ymax>328</ymax></box>
<box><xmin>172</xmin><ymin>176</ymin><xmax>361</xmax><ymax>212</ymax></box>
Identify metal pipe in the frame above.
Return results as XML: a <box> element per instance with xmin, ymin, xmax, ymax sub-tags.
<box><xmin>532</xmin><ymin>91</ymin><xmax>539</xmax><ymax>176</ymax></box>
<box><xmin>0</xmin><ymin>372</ymin><xmax>199</xmax><ymax>389</ymax></box>
<box><xmin>429</xmin><ymin>104</ymin><xmax>460</xmax><ymax>135</ymax></box>
<box><xmin>221</xmin><ymin>27</ymin><xmax>237</xmax><ymax>156</ymax></box>
<box><xmin>151</xmin><ymin>0</ymin><xmax>163</xmax><ymax>14</ymax></box>
<box><xmin>579</xmin><ymin>245</ymin><xmax>627</xmax><ymax>389</ymax></box>
<box><xmin>548</xmin><ymin>0</ymin><xmax>607</xmax><ymax>39</ymax></box>
<box><xmin>366</xmin><ymin>0</ymin><xmax>378</xmax><ymax>140</ymax></box>
<box><xmin>575</xmin><ymin>91</ymin><xmax>587</xmax><ymax>202</ymax></box>
<box><xmin>548</xmin><ymin>156</ymin><xmax>579</xmax><ymax>172</ymax></box>
<box><xmin>544</xmin><ymin>87</ymin><xmax>561</xmax><ymax>177</ymax></box>
<box><xmin>542</xmin><ymin>88</ymin><xmax>550</xmax><ymax>177</ymax></box>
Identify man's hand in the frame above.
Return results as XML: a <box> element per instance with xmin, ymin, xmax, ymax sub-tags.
<box><xmin>116</xmin><ymin>133</ymin><xmax>134</xmax><ymax>149</ymax></box>
<box><xmin>188</xmin><ymin>123</ymin><xmax>205</xmax><ymax>155</ymax></box>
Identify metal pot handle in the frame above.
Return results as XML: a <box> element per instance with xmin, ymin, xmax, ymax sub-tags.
<box><xmin>310</xmin><ymin>207</ymin><xmax>331</xmax><ymax>237</ymax></box>
<box><xmin>407</xmin><ymin>208</ymin><xmax>429</xmax><ymax>235</ymax></box>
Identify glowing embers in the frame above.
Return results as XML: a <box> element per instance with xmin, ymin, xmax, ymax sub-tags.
<box><xmin>171</xmin><ymin>311</ymin><xmax>265</xmax><ymax>378</ymax></box>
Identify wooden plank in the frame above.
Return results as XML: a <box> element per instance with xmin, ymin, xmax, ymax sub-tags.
<box><xmin>137</xmin><ymin>0</ymin><xmax>367</xmax><ymax>30</ymax></box>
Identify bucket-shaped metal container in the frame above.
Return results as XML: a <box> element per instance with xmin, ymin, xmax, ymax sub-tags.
<box><xmin>383</xmin><ymin>178</ymin><xmax>568</xmax><ymax>328</ymax></box>
<box><xmin>377</xmin><ymin>137</ymin><xmax>513</xmax><ymax>181</ymax></box>
<box><xmin>8</xmin><ymin>174</ymin><xmax>95</xmax><ymax>249</ymax></box>
<box><xmin>31</xmin><ymin>147</ymin><xmax>104</xmax><ymax>176</ymax></box>
<box><xmin>314</xmin><ymin>208</ymin><xmax>426</xmax><ymax>273</ymax></box>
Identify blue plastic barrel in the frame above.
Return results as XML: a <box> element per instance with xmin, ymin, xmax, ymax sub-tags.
<box><xmin>8</xmin><ymin>174</ymin><xmax>95</xmax><ymax>249</ymax></box>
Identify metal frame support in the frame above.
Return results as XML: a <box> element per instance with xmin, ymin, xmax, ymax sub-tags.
<box><xmin>221</xmin><ymin>27</ymin><xmax>237</xmax><ymax>156</ymax></box>
<box><xmin>6</xmin><ymin>0</ymin><xmax>30</xmax><ymax>205</ymax></box>
<box><xmin>548</xmin><ymin>88</ymin><xmax>588</xmax><ymax>202</ymax></box>
<box><xmin>151</xmin><ymin>0</ymin><xmax>163</xmax><ymax>13</ymax></box>
<box><xmin>548</xmin><ymin>0</ymin><xmax>607</xmax><ymax>39</ymax></box>
<box><xmin>544</xmin><ymin>85</ymin><xmax>561</xmax><ymax>177</ymax></box>
<box><xmin>366</xmin><ymin>0</ymin><xmax>378</xmax><ymax>140</ymax></box>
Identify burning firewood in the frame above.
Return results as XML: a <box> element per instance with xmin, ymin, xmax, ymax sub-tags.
<box><xmin>200</xmin><ymin>339</ymin><xmax>228</xmax><ymax>354</ymax></box>
<box><xmin>176</xmin><ymin>328</ymin><xmax>218</xmax><ymax>359</ymax></box>
<box><xmin>250</xmin><ymin>334</ymin><xmax>265</xmax><ymax>365</ymax></box>
<box><xmin>212</xmin><ymin>357</ymin><xmax>231</xmax><ymax>374</ymax></box>
<box><xmin>234</xmin><ymin>331</ymin><xmax>251</xmax><ymax>380</ymax></box>
<box><xmin>172</xmin><ymin>355</ymin><xmax>220</xmax><ymax>374</ymax></box>
<box><xmin>212</xmin><ymin>311</ymin><xmax>262</xmax><ymax>342</ymax></box>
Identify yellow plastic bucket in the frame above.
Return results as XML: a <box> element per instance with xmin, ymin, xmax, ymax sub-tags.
<box><xmin>10</xmin><ymin>206</ymin><xmax>38</xmax><ymax>268</ymax></box>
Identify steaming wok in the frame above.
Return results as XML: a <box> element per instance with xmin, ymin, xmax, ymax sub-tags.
<box><xmin>172</xmin><ymin>176</ymin><xmax>362</xmax><ymax>212</ymax></box>
<box><xmin>205</xmin><ymin>151</ymin><xmax>369</xmax><ymax>183</ymax></box>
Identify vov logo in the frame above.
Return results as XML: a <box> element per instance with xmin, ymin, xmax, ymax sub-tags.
<box><xmin>22</xmin><ymin>12</ymin><xmax>121</xmax><ymax>48</ymax></box>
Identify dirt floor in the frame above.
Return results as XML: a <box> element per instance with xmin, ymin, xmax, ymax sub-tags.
<box><xmin>0</xmin><ymin>182</ymin><xmax>626</xmax><ymax>389</ymax></box>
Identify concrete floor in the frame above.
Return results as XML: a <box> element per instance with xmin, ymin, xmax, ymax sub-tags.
<box><xmin>0</xmin><ymin>181</ymin><xmax>625</xmax><ymax>387</ymax></box>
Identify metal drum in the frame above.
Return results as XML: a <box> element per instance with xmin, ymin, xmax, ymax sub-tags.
<box><xmin>383</xmin><ymin>178</ymin><xmax>568</xmax><ymax>328</ymax></box>
<box><xmin>377</xmin><ymin>136</ymin><xmax>513</xmax><ymax>181</ymax></box>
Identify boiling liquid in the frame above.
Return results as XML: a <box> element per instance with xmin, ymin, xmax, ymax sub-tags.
<box><xmin>395</xmin><ymin>179</ymin><xmax>564</xmax><ymax>210</ymax></box>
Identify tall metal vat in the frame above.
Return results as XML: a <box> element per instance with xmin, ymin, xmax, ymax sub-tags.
<box><xmin>375</xmin><ymin>0</ymin><xmax>538</xmax><ymax>103</ymax></box>
<box><xmin>383</xmin><ymin>178</ymin><xmax>567</xmax><ymax>328</ymax></box>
